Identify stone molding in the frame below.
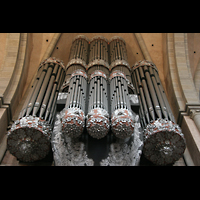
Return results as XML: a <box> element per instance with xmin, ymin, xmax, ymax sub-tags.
<box><xmin>0</xmin><ymin>33</ymin><xmax>30</xmax><ymax>124</ymax></box>
<box><xmin>189</xmin><ymin>109</ymin><xmax>200</xmax><ymax>134</ymax></box>
<box><xmin>0</xmin><ymin>33</ymin><xmax>30</xmax><ymax>162</ymax></box>
<box><xmin>190</xmin><ymin>109</ymin><xmax>200</xmax><ymax>119</ymax></box>
<box><xmin>41</xmin><ymin>33</ymin><xmax>62</xmax><ymax>62</ymax></box>
<box><xmin>174</xmin><ymin>33</ymin><xmax>199</xmax><ymax>104</ymax></box>
<box><xmin>134</xmin><ymin>33</ymin><xmax>152</xmax><ymax>61</ymax></box>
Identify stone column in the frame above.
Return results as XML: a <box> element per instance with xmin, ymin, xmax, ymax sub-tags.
<box><xmin>190</xmin><ymin>109</ymin><xmax>200</xmax><ymax>132</ymax></box>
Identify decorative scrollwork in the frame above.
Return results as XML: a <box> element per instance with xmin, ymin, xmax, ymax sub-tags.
<box><xmin>51</xmin><ymin>110</ymin><xmax>94</xmax><ymax>166</ymax></box>
<box><xmin>100</xmin><ymin>116</ymin><xmax>143</xmax><ymax>166</ymax></box>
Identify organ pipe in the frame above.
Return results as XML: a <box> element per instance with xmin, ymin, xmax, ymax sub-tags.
<box><xmin>109</xmin><ymin>36</ymin><xmax>136</xmax><ymax>139</ymax></box>
<box><xmin>61</xmin><ymin>35</ymin><xmax>89</xmax><ymax>138</ymax></box>
<box><xmin>61</xmin><ymin>35</ymin><xmax>89</xmax><ymax>93</ymax></box>
<box><xmin>132</xmin><ymin>60</ymin><xmax>186</xmax><ymax>165</ymax></box>
<box><xmin>7</xmin><ymin>57</ymin><xmax>65</xmax><ymax>162</ymax></box>
<box><xmin>86</xmin><ymin>70</ymin><xmax>110</xmax><ymax>139</ymax></box>
<box><xmin>109</xmin><ymin>36</ymin><xmax>134</xmax><ymax>93</ymax></box>
<box><xmin>86</xmin><ymin>36</ymin><xmax>110</xmax><ymax>139</ymax></box>
<box><xmin>87</xmin><ymin>36</ymin><xmax>110</xmax><ymax>79</ymax></box>
<box><xmin>109</xmin><ymin>71</ymin><xmax>135</xmax><ymax>139</ymax></box>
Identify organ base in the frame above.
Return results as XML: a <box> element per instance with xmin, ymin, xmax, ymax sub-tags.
<box><xmin>52</xmin><ymin>105</ymin><xmax>142</xmax><ymax>166</ymax></box>
<box><xmin>51</xmin><ymin>91</ymin><xmax>142</xmax><ymax>166</ymax></box>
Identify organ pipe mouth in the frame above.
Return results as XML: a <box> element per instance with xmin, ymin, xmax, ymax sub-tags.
<box><xmin>143</xmin><ymin>119</ymin><xmax>186</xmax><ymax>165</ymax></box>
<box><xmin>7</xmin><ymin>116</ymin><xmax>51</xmax><ymax>162</ymax></box>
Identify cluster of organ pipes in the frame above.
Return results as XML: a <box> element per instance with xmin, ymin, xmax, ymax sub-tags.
<box><xmin>86</xmin><ymin>36</ymin><xmax>110</xmax><ymax>139</ymax></box>
<box><xmin>7</xmin><ymin>57</ymin><xmax>65</xmax><ymax>162</ymax></box>
<box><xmin>86</xmin><ymin>70</ymin><xmax>110</xmax><ymax>139</ymax></box>
<box><xmin>7</xmin><ymin>35</ymin><xmax>186</xmax><ymax>165</ymax></box>
<box><xmin>131</xmin><ymin>60</ymin><xmax>186</xmax><ymax>165</ymax></box>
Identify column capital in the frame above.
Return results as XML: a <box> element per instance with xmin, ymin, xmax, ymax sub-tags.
<box><xmin>190</xmin><ymin>109</ymin><xmax>200</xmax><ymax>120</ymax></box>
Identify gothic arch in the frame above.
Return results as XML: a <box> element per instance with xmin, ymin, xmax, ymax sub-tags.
<box><xmin>166</xmin><ymin>33</ymin><xmax>200</xmax><ymax>165</ymax></box>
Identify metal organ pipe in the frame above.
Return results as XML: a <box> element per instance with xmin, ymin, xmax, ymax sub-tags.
<box><xmin>87</xmin><ymin>36</ymin><xmax>110</xmax><ymax>79</ymax></box>
<box><xmin>86</xmin><ymin>71</ymin><xmax>110</xmax><ymax>139</ymax></box>
<box><xmin>109</xmin><ymin>36</ymin><xmax>133</xmax><ymax>87</ymax></box>
<box><xmin>61</xmin><ymin>35</ymin><xmax>89</xmax><ymax>93</ymax></box>
<box><xmin>131</xmin><ymin>60</ymin><xmax>186</xmax><ymax>165</ymax></box>
<box><xmin>86</xmin><ymin>36</ymin><xmax>110</xmax><ymax>139</ymax></box>
<box><xmin>109</xmin><ymin>36</ymin><xmax>135</xmax><ymax>139</ymax></box>
<box><xmin>7</xmin><ymin>57</ymin><xmax>65</xmax><ymax>162</ymax></box>
<box><xmin>62</xmin><ymin>70</ymin><xmax>88</xmax><ymax>138</ymax></box>
<box><xmin>109</xmin><ymin>71</ymin><xmax>135</xmax><ymax>139</ymax></box>
<box><xmin>61</xmin><ymin>35</ymin><xmax>89</xmax><ymax>138</ymax></box>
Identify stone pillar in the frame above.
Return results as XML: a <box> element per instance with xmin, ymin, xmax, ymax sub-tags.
<box><xmin>190</xmin><ymin>109</ymin><xmax>200</xmax><ymax>133</ymax></box>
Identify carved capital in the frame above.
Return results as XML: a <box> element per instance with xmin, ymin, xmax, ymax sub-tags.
<box><xmin>189</xmin><ymin>109</ymin><xmax>200</xmax><ymax>134</ymax></box>
<box><xmin>190</xmin><ymin>109</ymin><xmax>200</xmax><ymax>120</ymax></box>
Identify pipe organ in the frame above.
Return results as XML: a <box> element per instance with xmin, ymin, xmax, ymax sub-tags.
<box><xmin>6</xmin><ymin>35</ymin><xmax>186</xmax><ymax>166</ymax></box>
